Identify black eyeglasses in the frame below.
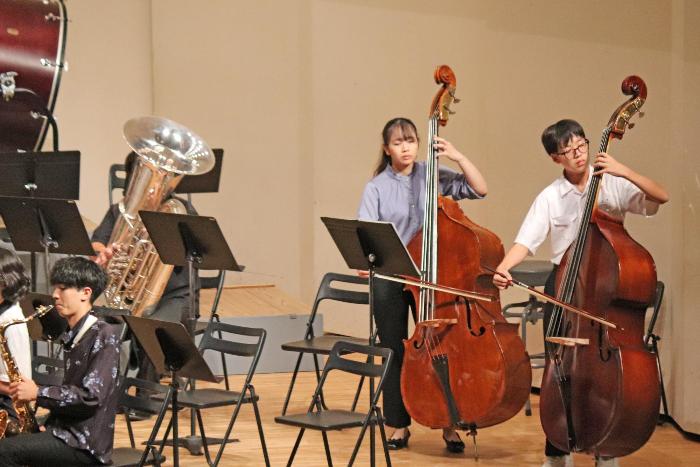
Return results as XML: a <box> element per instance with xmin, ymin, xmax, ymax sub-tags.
<box><xmin>556</xmin><ymin>139</ymin><xmax>589</xmax><ymax>159</ymax></box>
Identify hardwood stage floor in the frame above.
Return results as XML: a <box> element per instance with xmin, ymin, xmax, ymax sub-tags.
<box><xmin>116</xmin><ymin>371</ymin><xmax>700</xmax><ymax>466</ymax></box>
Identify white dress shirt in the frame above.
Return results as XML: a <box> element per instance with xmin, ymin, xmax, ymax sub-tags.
<box><xmin>514</xmin><ymin>167</ymin><xmax>659</xmax><ymax>265</ymax></box>
<box><xmin>0</xmin><ymin>302</ymin><xmax>32</xmax><ymax>382</ymax></box>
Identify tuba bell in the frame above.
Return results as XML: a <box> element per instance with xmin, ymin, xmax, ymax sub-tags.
<box><xmin>101</xmin><ymin>116</ymin><xmax>215</xmax><ymax>317</ymax></box>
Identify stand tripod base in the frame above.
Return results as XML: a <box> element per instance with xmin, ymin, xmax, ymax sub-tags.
<box><xmin>147</xmin><ymin>436</ymin><xmax>239</xmax><ymax>456</ymax></box>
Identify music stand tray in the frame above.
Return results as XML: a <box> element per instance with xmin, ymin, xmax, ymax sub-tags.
<box><xmin>320</xmin><ymin>217</ymin><xmax>419</xmax><ymax>277</ymax></box>
<box><xmin>174</xmin><ymin>148</ymin><xmax>224</xmax><ymax>194</ymax></box>
<box><xmin>0</xmin><ymin>197</ymin><xmax>93</xmax><ymax>255</ymax></box>
<box><xmin>20</xmin><ymin>292</ymin><xmax>66</xmax><ymax>342</ymax></box>
<box><xmin>0</xmin><ymin>151</ymin><xmax>80</xmax><ymax>200</ymax></box>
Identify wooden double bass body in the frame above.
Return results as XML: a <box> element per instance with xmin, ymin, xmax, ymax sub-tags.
<box><xmin>399</xmin><ymin>66</ymin><xmax>532</xmax><ymax>433</ymax></box>
<box><xmin>540</xmin><ymin>76</ymin><xmax>660</xmax><ymax>458</ymax></box>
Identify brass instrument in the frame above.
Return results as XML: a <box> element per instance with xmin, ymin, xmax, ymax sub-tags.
<box><xmin>0</xmin><ymin>304</ymin><xmax>54</xmax><ymax>438</ymax></box>
<box><xmin>102</xmin><ymin>116</ymin><xmax>215</xmax><ymax>316</ymax></box>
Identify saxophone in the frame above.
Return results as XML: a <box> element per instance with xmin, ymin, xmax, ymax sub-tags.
<box><xmin>101</xmin><ymin>116</ymin><xmax>214</xmax><ymax>317</ymax></box>
<box><xmin>0</xmin><ymin>305</ymin><xmax>54</xmax><ymax>438</ymax></box>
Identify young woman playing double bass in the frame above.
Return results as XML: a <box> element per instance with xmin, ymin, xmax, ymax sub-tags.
<box><xmin>493</xmin><ymin>118</ymin><xmax>669</xmax><ymax>467</ymax></box>
<box><xmin>357</xmin><ymin>117</ymin><xmax>487</xmax><ymax>452</ymax></box>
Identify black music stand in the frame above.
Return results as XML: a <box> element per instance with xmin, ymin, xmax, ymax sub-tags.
<box><xmin>0</xmin><ymin>152</ymin><xmax>81</xmax><ymax>289</ymax></box>
<box><xmin>20</xmin><ymin>292</ymin><xmax>66</xmax><ymax>342</ymax></box>
<box><xmin>0</xmin><ymin>151</ymin><xmax>80</xmax><ymax>200</ymax></box>
<box><xmin>123</xmin><ymin>316</ymin><xmax>218</xmax><ymax>467</ymax></box>
<box><xmin>139</xmin><ymin>211</ymin><xmax>242</xmax><ymax>455</ymax></box>
<box><xmin>0</xmin><ymin>197</ymin><xmax>94</xmax><ymax>291</ymax></box>
<box><xmin>174</xmin><ymin>148</ymin><xmax>224</xmax><ymax>194</ymax></box>
<box><xmin>321</xmin><ymin>216</ymin><xmax>419</xmax><ymax>465</ymax></box>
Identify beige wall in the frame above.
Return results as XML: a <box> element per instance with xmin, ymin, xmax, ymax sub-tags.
<box><xmin>47</xmin><ymin>0</ymin><xmax>698</xmax><ymax>431</ymax></box>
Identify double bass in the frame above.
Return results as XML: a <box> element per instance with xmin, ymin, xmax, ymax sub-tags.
<box><xmin>400</xmin><ymin>65</ymin><xmax>532</xmax><ymax>450</ymax></box>
<box><xmin>540</xmin><ymin>76</ymin><xmax>660</xmax><ymax>457</ymax></box>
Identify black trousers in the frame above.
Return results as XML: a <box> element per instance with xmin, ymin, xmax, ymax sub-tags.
<box><xmin>542</xmin><ymin>265</ymin><xmax>570</xmax><ymax>457</ymax></box>
<box><xmin>0</xmin><ymin>430</ymin><xmax>99</xmax><ymax>466</ymax></box>
<box><xmin>372</xmin><ymin>278</ymin><xmax>415</xmax><ymax>429</ymax></box>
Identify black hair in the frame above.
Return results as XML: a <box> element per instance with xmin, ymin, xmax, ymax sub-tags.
<box><xmin>373</xmin><ymin>117</ymin><xmax>419</xmax><ymax>176</ymax></box>
<box><xmin>50</xmin><ymin>257</ymin><xmax>107</xmax><ymax>304</ymax></box>
<box><xmin>0</xmin><ymin>248</ymin><xmax>30</xmax><ymax>303</ymax></box>
<box><xmin>541</xmin><ymin>119</ymin><xmax>586</xmax><ymax>156</ymax></box>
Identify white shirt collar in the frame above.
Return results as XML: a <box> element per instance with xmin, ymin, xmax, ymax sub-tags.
<box><xmin>556</xmin><ymin>165</ymin><xmax>594</xmax><ymax>198</ymax></box>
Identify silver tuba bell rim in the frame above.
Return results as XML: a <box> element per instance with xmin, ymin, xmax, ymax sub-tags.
<box><xmin>123</xmin><ymin>116</ymin><xmax>215</xmax><ymax>175</ymax></box>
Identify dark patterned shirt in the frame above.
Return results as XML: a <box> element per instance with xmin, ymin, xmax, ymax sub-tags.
<box><xmin>36</xmin><ymin>313</ymin><xmax>121</xmax><ymax>465</ymax></box>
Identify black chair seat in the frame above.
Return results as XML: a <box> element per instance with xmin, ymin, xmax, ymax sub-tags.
<box><xmin>275</xmin><ymin>409</ymin><xmax>380</xmax><ymax>431</ymax></box>
<box><xmin>109</xmin><ymin>447</ymin><xmax>165</xmax><ymax>467</ymax></box>
<box><xmin>509</xmin><ymin>260</ymin><xmax>553</xmax><ymax>286</ymax></box>
<box><xmin>153</xmin><ymin>387</ymin><xmax>257</xmax><ymax>409</ymax></box>
<box><xmin>282</xmin><ymin>334</ymin><xmax>369</xmax><ymax>354</ymax></box>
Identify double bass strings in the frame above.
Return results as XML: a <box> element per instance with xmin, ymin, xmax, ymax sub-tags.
<box><xmin>546</xmin><ymin>126</ymin><xmax>612</xmax><ymax>358</ymax></box>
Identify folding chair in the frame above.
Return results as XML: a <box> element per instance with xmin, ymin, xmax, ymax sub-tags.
<box><xmin>108</xmin><ymin>163</ymin><xmax>126</xmax><ymax>206</ymax></box>
<box><xmin>275</xmin><ymin>341</ymin><xmax>393</xmax><ymax>467</ymax></box>
<box><xmin>154</xmin><ymin>322</ymin><xmax>269</xmax><ymax>467</ymax></box>
<box><xmin>110</xmin><ymin>378</ymin><xmax>170</xmax><ymax>467</ymax></box>
<box><xmin>281</xmin><ymin>272</ymin><xmax>372</xmax><ymax>415</ymax></box>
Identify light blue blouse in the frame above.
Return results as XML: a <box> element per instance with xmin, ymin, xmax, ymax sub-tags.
<box><xmin>357</xmin><ymin>161</ymin><xmax>482</xmax><ymax>245</ymax></box>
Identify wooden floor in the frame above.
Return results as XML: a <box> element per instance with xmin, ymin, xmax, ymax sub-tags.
<box><xmin>117</xmin><ymin>370</ymin><xmax>700</xmax><ymax>467</ymax></box>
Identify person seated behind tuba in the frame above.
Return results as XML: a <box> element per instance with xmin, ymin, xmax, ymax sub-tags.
<box><xmin>92</xmin><ymin>152</ymin><xmax>200</xmax><ymax>417</ymax></box>
<box><xmin>0</xmin><ymin>257</ymin><xmax>121</xmax><ymax>466</ymax></box>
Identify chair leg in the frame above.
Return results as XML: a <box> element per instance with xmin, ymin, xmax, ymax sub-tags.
<box><xmin>313</xmin><ymin>354</ymin><xmax>330</xmax><ymax>411</ymax></box>
<box><xmin>321</xmin><ymin>431</ymin><xmax>333</xmax><ymax>467</ymax></box>
<box><xmin>282</xmin><ymin>352</ymin><xmax>305</xmax><ymax>415</ymax></box>
<box><xmin>212</xmin><ymin>395</ymin><xmax>247</xmax><ymax>467</ymax></box>
<box><xmin>287</xmin><ymin>428</ymin><xmax>306</xmax><ymax>467</ymax></box>
<box><xmin>348</xmin><ymin>407</ymin><xmax>377</xmax><ymax>466</ymax></box>
<box><xmin>140</xmin><ymin>386</ymin><xmax>173</xmax><ymax>466</ymax></box>
<box><xmin>377</xmin><ymin>408</ymin><xmax>392</xmax><ymax>467</ymax></box>
<box><xmin>350</xmin><ymin>376</ymin><xmax>365</xmax><ymax>412</ymax></box>
<box><xmin>250</xmin><ymin>389</ymin><xmax>271</xmax><ymax>467</ymax></box>
<box><xmin>196</xmin><ymin>408</ymin><xmax>214</xmax><ymax>467</ymax></box>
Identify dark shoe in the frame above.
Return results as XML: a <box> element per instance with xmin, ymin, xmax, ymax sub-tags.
<box><xmin>443</xmin><ymin>433</ymin><xmax>465</xmax><ymax>453</ymax></box>
<box><xmin>125</xmin><ymin>409</ymin><xmax>152</xmax><ymax>421</ymax></box>
<box><xmin>386</xmin><ymin>430</ymin><xmax>410</xmax><ymax>450</ymax></box>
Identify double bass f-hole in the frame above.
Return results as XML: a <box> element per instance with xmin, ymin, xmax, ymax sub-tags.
<box><xmin>461</xmin><ymin>298</ymin><xmax>486</xmax><ymax>337</ymax></box>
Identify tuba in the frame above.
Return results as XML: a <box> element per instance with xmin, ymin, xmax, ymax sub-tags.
<box><xmin>0</xmin><ymin>305</ymin><xmax>54</xmax><ymax>439</ymax></box>
<box><xmin>101</xmin><ymin>116</ymin><xmax>215</xmax><ymax>317</ymax></box>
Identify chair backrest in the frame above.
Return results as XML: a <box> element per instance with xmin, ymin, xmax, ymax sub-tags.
<box><xmin>306</xmin><ymin>273</ymin><xmax>369</xmax><ymax>335</ymax></box>
<box><xmin>118</xmin><ymin>377</ymin><xmax>170</xmax><ymax>416</ymax></box>
<box><xmin>315</xmin><ymin>341</ymin><xmax>393</xmax><ymax>408</ymax></box>
<box><xmin>315</xmin><ymin>272</ymin><xmax>369</xmax><ymax>306</ymax></box>
<box><xmin>32</xmin><ymin>354</ymin><xmax>64</xmax><ymax>386</ymax></box>
<box><xmin>108</xmin><ymin>163</ymin><xmax>126</xmax><ymax>205</ymax></box>
<box><xmin>200</xmin><ymin>321</ymin><xmax>266</xmax><ymax>383</ymax></box>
